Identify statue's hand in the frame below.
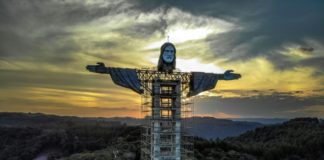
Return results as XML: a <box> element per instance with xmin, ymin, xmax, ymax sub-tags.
<box><xmin>86</xmin><ymin>62</ymin><xmax>107</xmax><ymax>74</ymax></box>
<box><xmin>224</xmin><ymin>70</ymin><xmax>241</xmax><ymax>80</ymax></box>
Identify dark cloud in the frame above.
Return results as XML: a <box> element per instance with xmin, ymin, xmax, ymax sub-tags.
<box><xmin>0</xmin><ymin>69</ymin><xmax>140</xmax><ymax>117</ymax></box>
<box><xmin>0</xmin><ymin>0</ymin><xmax>130</xmax><ymax>63</ymax></box>
<box><xmin>2</xmin><ymin>0</ymin><xmax>321</xmax><ymax>68</ymax></box>
<box><xmin>299</xmin><ymin>46</ymin><xmax>314</xmax><ymax>52</ymax></box>
<box><xmin>0</xmin><ymin>0</ymin><xmax>323</xmax><ymax>118</ymax></box>
<box><xmin>196</xmin><ymin>91</ymin><xmax>324</xmax><ymax>118</ymax></box>
<box><xmin>206</xmin><ymin>1</ymin><xmax>324</xmax><ymax>64</ymax></box>
<box><xmin>300</xmin><ymin>57</ymin><xmax>324</xmax><ymax>71</ymax></box>
<box><xmin>265</xmin><ymin>52</ymin><xmax>324</xmax><ymax>71</ymax></box>
<box><xmin>0</xmin><ymin>97</ymin><xmax>139</xmax><ymax>117</ymax></box>
<box><xmin>131</xmin><ymin>0</ymin><xmax>263</xmax><ymax>20</ymax></box>
<box><xmin>0</xmin><ymin>30</ymin><xmax>39</xmax><ymax>57</ymax></box>
<box><xmin>94</xmin><ymin>41</ymin><xmax>119</xmax><ymax>50</ymax></box>
<box><xmin>0</xmin><ymin>69</ymin><xmax>118</xmax><ymax>92</ymax></box>
<box><xmin>0</xmin><ymin>0</ymin><xmax>126</xmax><ymax>29</ymax></box>
<box><xmin>133</xmin><ymin>0</ymin><xmax>324</xmax><ymax>70</ymax></box>
<box><xmin>115</xmin><ymin>17</ymin><xmax>168</xmax><ymax>38</ymax></box>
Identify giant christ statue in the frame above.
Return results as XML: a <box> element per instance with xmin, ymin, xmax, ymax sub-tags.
<box><xmin>86</xmin><ymin>42</ymin><xmax>241</xmax><ymax>160</ymax></box>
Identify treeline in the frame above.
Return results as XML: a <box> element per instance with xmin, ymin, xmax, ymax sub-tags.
<box><xmin>194</xmin><ymin>118</ymin><xmax>324</xmax><ymax>160</ymax></box>
<box><xmin>0</xmin><ymin>125</ymin><xmax>141</xmax><ymax>160</ymax></box>
<box><xmin>225</xmin><ymin>118</ymin><xmax>324</xmax><ymax>160</ymax></box>
<box><xmin>0</xmin><ymin>114</ymin><xmax>141</xmax><ymax>160</ymax></box>
<box><xmin>0</xmin><ymin>112</ymin><xmax>121</xmax><ymax>129</ymax></box>
<box><xmin>0</xmin><ymin>113</ymin><xmax>323</xmax><ymax>160</ymax></box>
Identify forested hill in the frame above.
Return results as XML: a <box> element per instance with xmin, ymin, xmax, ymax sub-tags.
<box><xmin>225</xmin><ymin>118</ymin><xmax>324</xmax><ymax>159</ymax></box>
<box><xmin>194</xmin><ymin>118</ymin><xmax>324</xmax><ymax>160</ymax></box>
<box><xmin>0</xmin><ymin>113</ymin><xmax>141</xmax><ymax>160</ymax></box>
<box><xmin>0</xmin><ymin>112</ymin><xmax>262</xmax><ymax>139</ymax></box>
<box><xmin>186</xmin><ymin>117</ymin><xmax>262</xmax><ymax>139</ymax></box>
<box><xmin>0</xmin><ymin>112</ymin><xmax>323</xmax><ymax>160</ymax></box>
<box><xmin>0</xmin><ymin>112</ymin><xmax>122</xmax><ymax>129</ymax></box>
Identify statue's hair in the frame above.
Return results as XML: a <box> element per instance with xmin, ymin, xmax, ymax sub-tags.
<box><xmin>160</xmin><ymin>42</ymin><xmax>176</xmax><ymax>54</ymax></box>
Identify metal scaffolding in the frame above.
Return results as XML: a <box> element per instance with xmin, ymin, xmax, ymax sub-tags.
<box><xmin>140</xmin><ymin>67</ymin><xmax>194</xmax><ymax>160</ymax></box>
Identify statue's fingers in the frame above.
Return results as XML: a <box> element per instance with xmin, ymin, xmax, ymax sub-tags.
<box><xmin>225</xmin><ymin>70</ymin><xmax>234</xmax><ymax>74</ymax></box>
<box><xmin>97</xmin><ymin>62</ymin><xmax>106</xmax><ymax>67</ymax></box>
<box><xmin>235</xmin><ymin>73</ymin><xmax>241</xmax><ymax>79</ymax></box>
<box><xmin>86</xmin><ymin>65</ymin><xmax>97</xmax><ymax>72</ymax></box>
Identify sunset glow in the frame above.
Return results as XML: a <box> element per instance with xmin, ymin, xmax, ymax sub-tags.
<box><xmin>0</xmin><ymin>0</ymin><xmax>323</xmax><ymax>118</ymax></box>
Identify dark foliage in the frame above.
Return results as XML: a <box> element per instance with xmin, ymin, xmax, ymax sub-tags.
<box><xmin>0</xmin><ymin>113</ymin><xmax>141</xmax><ymax>160</ymax></box>
<box><xmin>225</xmin><ymin>117</ymin><xmax>324</xmax><ymax>160</ymax></box>
<box><xmin>0</xmin><ymin>113</ymin><xmax>323</xmax><ymax>160</ymax></box>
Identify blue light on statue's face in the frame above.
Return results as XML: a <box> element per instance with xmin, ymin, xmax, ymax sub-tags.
<box><xmin>162</xmin><ymin>45</ymin><xmax>175</xmax><ymax>63</ymax></box>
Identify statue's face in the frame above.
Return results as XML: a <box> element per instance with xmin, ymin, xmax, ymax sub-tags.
<box><xmin>162</xmin><ymin>45</ymin><xmax>175</xmax><ymax>63</ymax></box>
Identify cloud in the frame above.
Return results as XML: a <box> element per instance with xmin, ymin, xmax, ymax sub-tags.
<box><xmin>206</xmin><ymin>1</ymin><xmax>324</xmax><ymax>71</ymax></box>
<box><xmin>131</xmin><ymin>0</ymin><xmax>324</xmax><ymax>69</ymax></box>
<box><xmin>0</xmin><ymin>96</ymin><xmax>140</xmax><ymax>117</ymax></box>
<box><xmin>195</xmin><ymin>91</ymin><xmax>324</xmax><ymax>118</ymax></box>
<box><xmin>0</xmin><ymin>0</ymin><xmax>141</xmax><ymax>70</ymax></box>
<box><xmin>0</xmin><ymin>69</ymin><xmax>141</xmax><ymax>113</ymax></box>
<box><xmin>205</xmin><ymin>89</ymin><xmax>324</xmax><ymax>99</ymax></box>
<box><xmin>214</xmin><ymin>57</ymin><xmax>324</xmax><ymax>95</ymax></box>
<box><xmin>0</xmin><ymin>0</ymin><xmax>323</xmax><ymax>118</ymax></box>
<box><xmin>127</xmin><ymin>1</ymin><xmax>324</xmax><ymax>93</ymax></box>
<box><xmin>283</xmin><ymin>105</ymin><xmax>324</xmax><ymax>118</ymax></box>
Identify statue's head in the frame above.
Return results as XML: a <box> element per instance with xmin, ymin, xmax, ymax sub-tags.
<box><xmin>158</xmin><ymin>42</ymin><xmax>176</xmax><ymax>73</ymax></box>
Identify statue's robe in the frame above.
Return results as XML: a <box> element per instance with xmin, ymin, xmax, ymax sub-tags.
<box><xmin>108</xmin><ymin>68</ymin><xmax>143</xmax><ymax>94</ymax></box>
<box><xmin>108</xmin><ymin>68</ymin><xmax>220</xmax><ymax>97</ymax></box>
<box><xmin>188</xmin><ymin>72</ymin><xmax>220</xmax><ymax>97</ymax></box>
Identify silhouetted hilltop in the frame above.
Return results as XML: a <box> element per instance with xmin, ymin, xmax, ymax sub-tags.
<box><xmin>231</xmin><ymin>118</ymin><xmax>288</xmax><ymax>125</ymax></box>
<box><xmin>187</xmin><ymin>117</ymin><xmax>262</xmax><ymax>139</ymax></box>
<box><xmin>0</xmin><ymin>112</ymin><xmax>121</xmax><ymax>129</ymax></box>
<box><xmin>224</xmin><ymin>117</ymin><xmax>324</xmax><ymax>159</ymax></box>
<box><xmin>283</xmin><ymin>117</ymin><xmax>320</xmax><ymax>124</ymax></box>
<box><xmin>1</xmin><ymin>112</ymin><xmax>323</xmax><ymax>160</ymax></box>
<box><xmin>0</xmin><ymin>112</ymin><xmax>261</xmax><ymax>139</ymax></box>
<box><xmin>0</xmin><ymin>113</ymin><xmax>140</xmax><ymax>160</ymax></box>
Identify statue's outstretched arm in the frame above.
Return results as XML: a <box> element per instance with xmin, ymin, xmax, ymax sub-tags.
<box><xmin>218</xmin><ymin>70</ymin><xmax>241</xmax><ymax>80</ymax></box>
<box><xmin>188</xmin><ymin>70</ymin><xmax>241</xmax><ymax>96</ymax></box>
<box><xmin>86</xmin><ymin>62</ymin><xmax>110</xmax><ymax>74</ymax></box>
<box><xmin>86</xmin><ymin>62</ymin><xmax>143</xmax><ymax>94</ymax></box>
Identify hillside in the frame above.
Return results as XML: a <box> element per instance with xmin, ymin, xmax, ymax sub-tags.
<box><xmin>230</xmin><ymin>118</ymin><xmax>288</xmax><ymax>125</ymax></box>
<box><xmin>1</xmin><ymin>112</ymin><xmax>323</xmax><ymax>160</ymax></box>
<box><xmin>0</xmin><ymin>113</ymin><xmax>140</xmax><ymax>160</ymax></box>
<box><xmin>0</xmin><ymin>112</ymin><xmax>122</xmax><ymax>129</ymax></box>
<box><xmin>225</xmin><ymin>118</ymin><xmax>324</xmax><ymax>159</ymax></box>
<box><xmin>108</xmin><ymin>116</ymin><xmax>263</xmax><ymax>139</ymax></box>
<box><xmin>187</xmin><ymin>117</ymin><xmax>262</xmax><ymax>139</ymax></box>
<box><xmin>0</xmin><ymin>112</ymin><xmax>262</xmax><ymax>139</ymax></box>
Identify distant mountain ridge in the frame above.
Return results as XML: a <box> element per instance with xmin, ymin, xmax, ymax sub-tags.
<box><xmin>1</xmin><ymin>112</ymin><xmax>323</xmax><ymax>160</ymax></box>
<box><xmin>0</xmin><ymin>112</ymin><xmax>262</xmax><ymax>139</ymax></box>
<box><xmin>230</xmin><ymin>118</ymin><xmax>289</xmax><ymax>125</ymax></box>
<box><xmin>186</xmin><ymin>117</ymin><xmax>262</xmax><ymax>139</ymax></box>
<box><xmin>0</xmin><ymin>112</ymin><xmax>122</xmax><ymax>129</ymax></box>
<box><xmin>193</xmin><ymin>117</ymin><xmax>324</xmax><ymax>160</ymax></box>
<box><xmin>106</xmin><ymin>116</ymin><xmax>263</xmax><ymax>139</ymax></box>
<box><xmin>224</xmin><ymin>117</ymin><xmax>324</xmax><ymax>159</ymax></box>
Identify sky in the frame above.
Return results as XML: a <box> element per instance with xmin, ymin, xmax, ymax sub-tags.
<box><xmin>0</xmin><ymin>0</ymin><xmax>323</xmax><ymax>118</ymax></box>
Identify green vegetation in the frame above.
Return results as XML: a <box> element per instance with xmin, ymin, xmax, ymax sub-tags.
<box><xmin>226</xmin><ymin>118</ymin><xmax>324</xmax><ymax>160</ymax></box>
<box><xmin>0</xmin><ymin>113</ymin><xmax>140</xmax><ymax>160</ymax></box>
<box><xmin>0</xmin><ymin>113</ymin><xmax>323</xmax><ymax>160</ymax></box>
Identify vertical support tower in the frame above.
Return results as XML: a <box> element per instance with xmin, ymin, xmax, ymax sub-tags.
<box><xmin>140</xmin><ymin>71</ymin><xmax>194</xmax><ymax>160</ymax></box>
<box><xmin>152</xmin><ymin>79</ymin><xmax>181</xmax><ymax>160</ymax></box>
